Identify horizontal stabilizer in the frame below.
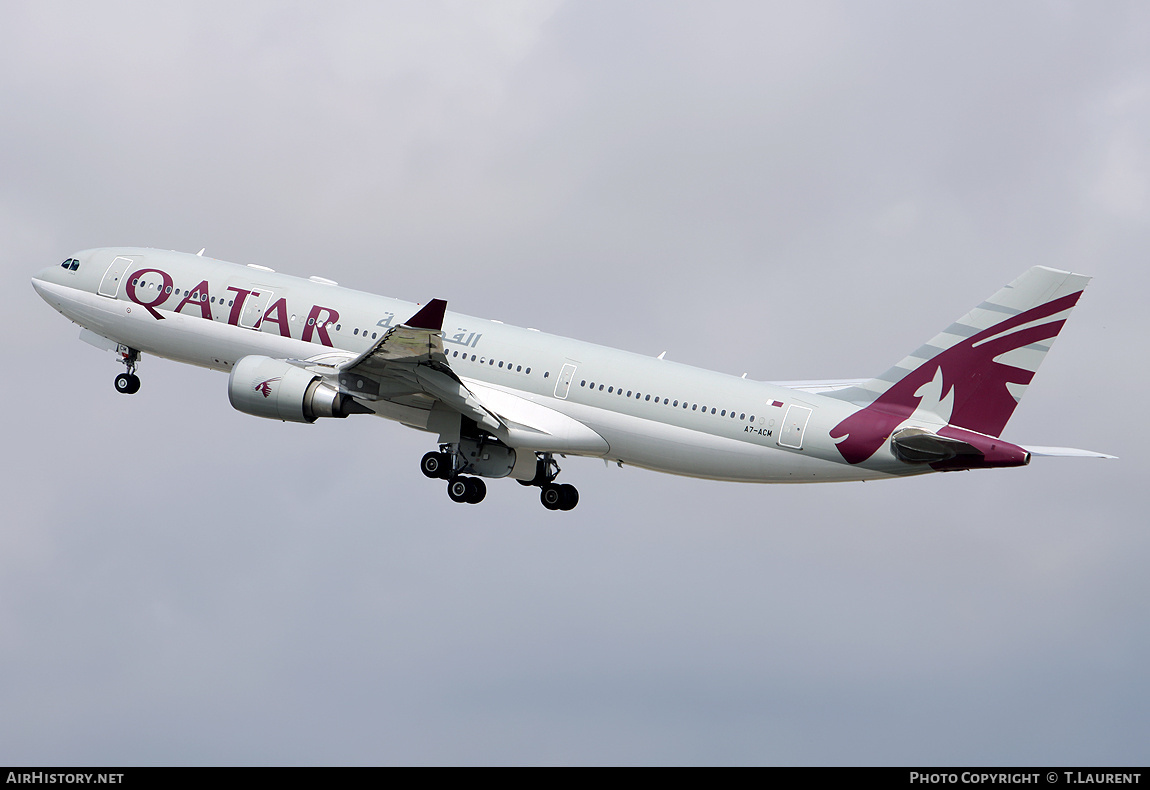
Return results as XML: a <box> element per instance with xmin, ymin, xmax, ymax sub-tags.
<box><xmin>1023</xmin><ymin>445</ymin><xmax>1117</xmax><ymax>459</ymax></box>
<box><xmin>771</xmin><ymin>378</ymin><xmax>868</xmax><ymax>394</ymax></box>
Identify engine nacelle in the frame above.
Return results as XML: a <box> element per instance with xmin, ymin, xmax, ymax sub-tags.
<box><xmin>228</xmin><ymin>355</ymin><xmax>364</xmax><ymax>423</ymax></box>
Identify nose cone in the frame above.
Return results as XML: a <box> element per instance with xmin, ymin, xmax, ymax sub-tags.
<box><xmin>33</xmin><ymin>254</ymin><xmax>83</xmax><ymax>304</ymax></box>
<box><xmin>33</xmin><ymin>262</ymin><xmax>67</xmax><ymax>290</ymax></box>
<box><xmin>32</xmin><ymin>266</ymin><xmax>59</xmax><ymax>296</ymax></box>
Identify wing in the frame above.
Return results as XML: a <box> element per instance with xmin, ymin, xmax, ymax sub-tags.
<box><xmin>336</xmin><ymin>299</ymin><xmax>503</xmax><ymax>433</ymax></box>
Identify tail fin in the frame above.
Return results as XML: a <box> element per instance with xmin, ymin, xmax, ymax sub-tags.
<box><xmin>828</xmin><ymin>266</ymin><xmax>1090</xmax><ymax>463</ymax></box>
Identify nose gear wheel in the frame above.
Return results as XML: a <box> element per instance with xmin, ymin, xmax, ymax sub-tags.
<box><xmin>114</xmin><ymin>348</ymin><xmax>141</xmax><ymax>394</ymax></box>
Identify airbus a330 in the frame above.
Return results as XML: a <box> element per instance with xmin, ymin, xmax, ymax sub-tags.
<box><xmin>32</xmin><ymin>248</ymin><xmax>1112</xmax><ymax>510</ymax></box>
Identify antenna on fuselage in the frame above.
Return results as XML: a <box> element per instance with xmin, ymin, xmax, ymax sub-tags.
<box><xmin>657</xmin><ymin>351</ymin><xmax>666</xmax><ymax>360</ymax></box>
<box><xmin>196</xmin><ymin>248</ymin><xmax>205</xmax><ymax>256</ymax></box>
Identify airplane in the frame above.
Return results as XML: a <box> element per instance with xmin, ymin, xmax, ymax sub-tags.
<box><xmin>32</xmin><ymin>248</ymin><xmax>1113</xmax><ymax>510</ymax></box>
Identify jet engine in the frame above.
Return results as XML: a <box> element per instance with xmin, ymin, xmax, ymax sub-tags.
<box><xmin>228</xmin><ymin>355</ymin><xmax>368</xmax><ymax>423</ymax></box>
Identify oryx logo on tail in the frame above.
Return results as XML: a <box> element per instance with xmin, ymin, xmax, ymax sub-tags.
<box><xmin>825</xmin><ymin>266</ymin><xmax>1091</xmax><ymax>465</ymax></box>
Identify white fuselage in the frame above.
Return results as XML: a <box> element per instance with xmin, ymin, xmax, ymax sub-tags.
<box><xmin>33</xmin><ymin>247</ymin><xmax>923</xmax><ymax>484</ymax></box>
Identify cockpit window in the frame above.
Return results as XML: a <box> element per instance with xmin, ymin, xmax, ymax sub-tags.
<box><xmin>60</xmin><ymin>258</ymin><xmax>80</xmax><ymax>271</ymax></box>
<box><xmin>69</xmin><ymin>259</ymin><xmax>80</xmax><ymax>271</ymax></box>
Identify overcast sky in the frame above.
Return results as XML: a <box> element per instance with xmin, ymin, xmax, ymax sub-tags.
<box><xmin>2</xmin><ymin>1</ymin><xmax>1148</xmax><ymax>766</ymax></box>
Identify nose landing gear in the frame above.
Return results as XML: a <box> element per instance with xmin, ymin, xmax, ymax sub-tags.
<box><xmin>114</xmin><ymin>348</ymin><xmax>141</xmax><ymax>394</ymax></box>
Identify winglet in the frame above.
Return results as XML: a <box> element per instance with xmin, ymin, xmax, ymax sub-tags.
<box><xmin>405</xmin><ymin>299</ymin><xmax>447</xmax><ymax>331</ymax></box>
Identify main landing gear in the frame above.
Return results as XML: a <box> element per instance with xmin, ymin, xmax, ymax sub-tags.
<box><xmin>539</xmin><ymin>482</ymin><xmax>579</xmax><ymax>512</ymax></box>
<box><xmin>518</xmin><ymin>453</ymin><xmax>579</xmax><ymax>511</ymax></box>
<box><xmin>420</xmin><ymin>448</ymin><xmax>580</xmax><ymax>510</ymax></box>
<box><xmin>447</xmin><ymin>476</ymin><xmax>487</xmax><ymax>505</ymax></box>
<box><xmin>421</xmin><ymin>450</ymin><xmax>487</xmax><ymax>504</ymax></box>
<box><xmin>114</xmin><ymin>348</ymin><xmax>141</xmax><ymax>394</ymax></box>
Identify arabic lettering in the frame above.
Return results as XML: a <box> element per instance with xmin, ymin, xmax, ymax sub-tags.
<box><xmin>444</xmin><ymin>329</ymin><xmax>482</xmax><ymax>348</ymax></box>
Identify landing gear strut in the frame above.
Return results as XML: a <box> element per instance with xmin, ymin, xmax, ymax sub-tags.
<box><xmin>521</xmin><ymin>453</ymin><xmax>579</xmax><ymax>511</ymax></box>
<box><xmin>114</xmin><ymin>348</ymin><xmax>141</xmax><ymax>394</ymax></box>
